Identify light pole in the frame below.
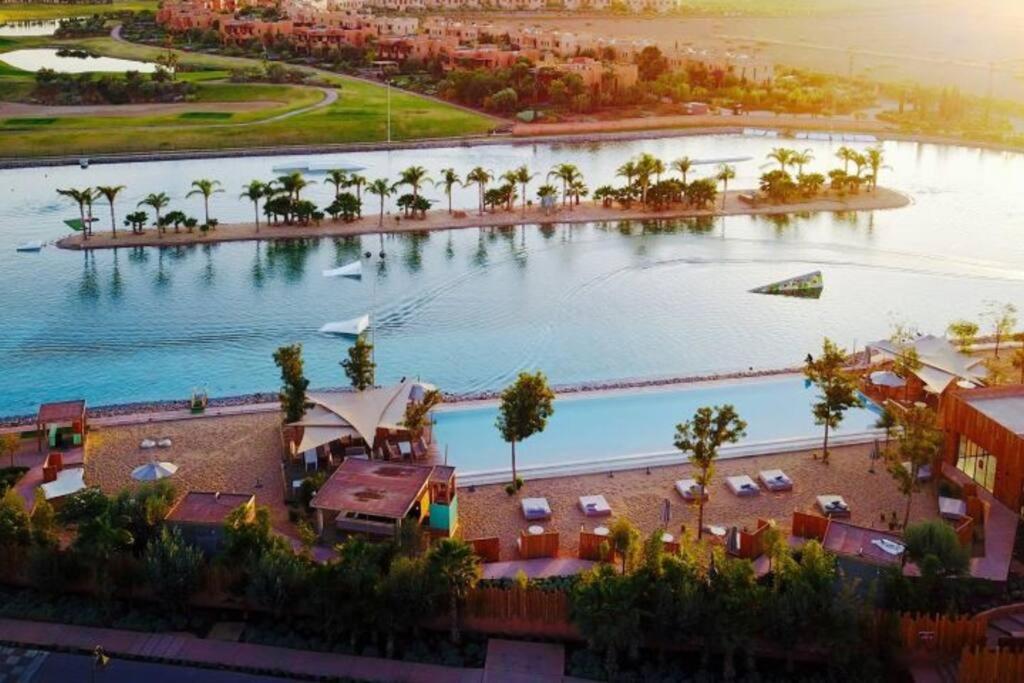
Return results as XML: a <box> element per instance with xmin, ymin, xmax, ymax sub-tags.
<box><xmin>386</xmin><ymin>78</ymin><xmax>392</xmax><ymax>144</ymax></box>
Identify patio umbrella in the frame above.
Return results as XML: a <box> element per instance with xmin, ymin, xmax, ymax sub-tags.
<box><xmin>869</xmin><ymin>370</ymin><xmax>906</xmax><ymax>388</ymax></box>
<box><xmin>131</xmin><ymin>461</ymin><xmax>178</xmax><ymax>481</ymax></box>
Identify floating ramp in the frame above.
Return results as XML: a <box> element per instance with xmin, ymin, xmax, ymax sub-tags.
<box><xmin>322</xmin><ymin>260</ymin><xmax>362</xmax><ymax>279</ymax></box>
<box><xmin>750</xmin><ymin>271</ymin><xmax>823</xmax><ymax>299</ymax></box>
<box><xmin>319</xmin><ymin>314</ymin><xmax>370</xmax><ymax>336</ymax></box>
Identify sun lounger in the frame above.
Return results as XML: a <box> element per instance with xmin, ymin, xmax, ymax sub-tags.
<box><xmin>816</xmin><ymin>494</ymin><xmax>851</xmax><ymax>517</ymax></box>
<box><xmin>521</xmin><ymin>497</ymin><xmax>552</xmax><ymax>521</ymax></box>
<box><xmin>726</xmin><ymin>475</ymin><xmax>760</xmax><ymax>497</ymax></box>
<box><xmin>902</xmin><ymin>461</ymin><xmax>933</xmax><ymax>482</ymax></box>
<box><xmin>675</xmin><ymin>478</ymin><xmax>708</xmax><ymax>502</ymax></box>
<box><xmin>578</xmin><ymin>495</ymin><xmax>612</xmax><ymax>518</ymax></box>
<box><xmin>939</xmin><ymin>496</ymin><xmax>967</xmax><ymax>520</ymax></box>
<box><xmin>412</xmin><ymin>437</ymin><xmax>428</xmax><ymax>459</ymax></box>
<box><xmin>758</xmin><ymin>469</ymin><xmax>793</xmax><ymax>492</ymax></box>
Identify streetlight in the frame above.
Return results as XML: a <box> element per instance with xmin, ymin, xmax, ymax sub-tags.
<box><xmin>386</xmin><ymin>78</ymin><xmax>392</xmax><ymax>145</ymax></box>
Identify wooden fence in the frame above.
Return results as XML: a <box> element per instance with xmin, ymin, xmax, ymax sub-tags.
<box><xmin>791</xmin><ymin>511</ymin><xmax>830</xmax><ymax>541</ymax></box>
<box><xmin>467</xmin><ymin>537</ymin><xmax>501</xmax><ymax>563</ymax></box>
<box><xmin>578</xmin><ymin>531</ymin><xmax>611</xmax><ymax>562</ymax></box>
<box><xmin>894</xmin><ymin>612</ymin><xmax>987</xmax><ymax>656</ymax></box>
<box><xmin>461</xmin><ymin>587</ymin><xmax>577</xmax><ymax>639</ymax></box>
<box><xmin>516</xmin><ymin>531</ymin><xmax>559</xmax><ymax>559</ymax></box>
<box><xmin>957</xmin><ymin>646</ymin><xmax>1024</xmax><ymax>683</ymax></box>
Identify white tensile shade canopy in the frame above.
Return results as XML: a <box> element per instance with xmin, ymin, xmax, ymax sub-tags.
<box><xmin>869</xmin><ymin>370</ymin><xmax>906</xmax><ymax>388</ymax></box>
<box><xmin>131</xmin><ymin>461</ymin><xmax>179</xmax><ymax>481</ymax></box>
<box><xmin>300</xmin><ymin>379</ymin><xmax>436</xmax><ymax>447</ymax></box>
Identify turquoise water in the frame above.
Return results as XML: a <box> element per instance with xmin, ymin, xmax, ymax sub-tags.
<box><xmin>433</xmin><ymin>376</ymin><xmax>879</xmax><ymax>473</ymax></box>
<box><xmin>1</xmin><ymin>134</ymin><xmax>1023</xmax><ymax>417</ymax></box>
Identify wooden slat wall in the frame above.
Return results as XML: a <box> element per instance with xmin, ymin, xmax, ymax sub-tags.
<box><xmin>467</xmin><ymin>537</ymin><xmax>501</xmax><ymax>563</ymax></box>
<box><xmin>958</xmin><ymin>646</ymin><xmax>1024</xmax><ymax>683</ymax></box>
<box><xmin>942</xmin><ymin>387</ymin><xmax>1024</xmax><ymax>511</ymax></box>
<box><xmin>895</xmin><ymin>612</ymin><xmax>986</xmax><ymax>656</ymax></box>
<box><xmin>792</xmin><ymin>511</ymin><xmax>830</xmax><ymax>541</ymax></box>
<box><xmin>518</xmin><ymin>531</ymin><xmax>559</xmax><ymax>559</ymax></box>
<box><xmin>464</xmin><ymin>587</ymin><xmax>570</xmax><ymax>624</ymax></box>
<box><xmin>577</xmin><ymin>531</ymin><xmax>610</xmax><ymax>561</ymax></box>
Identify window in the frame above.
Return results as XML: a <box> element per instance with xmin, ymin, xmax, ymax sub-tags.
<box><xmin>957</xmin><ymin>434</ymin><xmax>996</xmax><ymax>493</ymax></box>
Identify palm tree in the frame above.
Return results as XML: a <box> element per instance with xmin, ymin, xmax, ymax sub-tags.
<box><xmin>95</xmin><ymin>185</ymin><xmax>125</xmax><ymax>239</ymax></box>
<box><xmin>435</xmin><ymin>168</ymin><xmax>461</xmax><ymax>215</ymax></box>
<box><xmin>715</xmin><ymin>164</ymin><xmax>736</xmax><ymax>210</ymax></box>
<box><xmin>240</xmin><ymin>180</ymin><xmax>269</xmax><ymax>233</ymax></box>
<box><xmin>865</xmin><ymin>145</ymin><xmax>889</xmax><ymax>191</ymax></box>
<box><xmin>398</xmin><ymin>165</ymin><xmax>430</xmax><ymax>204</ymax></box>
<box><xmin>850</xmin><ymin>151</ymin><xmax>868</xmax><ymax>179</ymax></box>
<box><xmin>509</xmin><ymin>165</ymin><xmax>534</xmax><ymax>217</ymax></box>
<box><xmin>536</xmin><ymin>183</ymin><xmax>558</xmax><ymax>213</ymax></box>
<box><xmin>836</xmin><ymin>146</ymin><xmax>855</xmax><ymax>174</ymax></box>
<box><xmin>187</xmin><ymin>179</ymin><xmax>224</xmax><ymax>227</ymax></box>
<box><xmin>548</xmin><ymin>163</ymin><xmax>581</xmax><ymax>210</ymax></box>
<box><xmin>465</xmin><ymin>166</ymin><xmax>492</xmax><ymax>217</ymax></box>
<box><xmin>426</xmin><ymin>539</ymin><xmax>480</xmax><ymax>645</ymax></box>
<box><xmin>791</xmin><ymin>148</ymin><xmax>814</xmax><ymax>175</ymax></box>
<box><xmin>57</xmin><ymin>187</ymin><xmax>94</xmax><ymax>240</ymax></box>
<box><xmin>346</xmin><ymin>174</ymin><xmax>367</xmax><ymax>204</ymax></box>
<box><xmin>651</xmin><ymin>157</ymin><xmax>666</xmax><ymax>184</ymax></box>
<box><xmin>616</xmin><ymin>160</ymin><xmax>638</xmax><ymax>192</ymax></box>
<box><xmin>325</xmin><ymin>169</ymin><xmax>349</xmax><ymax>198</ymax></box>
<box><xmin>367</xmin><ymin>178</ymin><xmax>394</xmax><ymax>227</ymax></box>
<box><xmin>138</xmin><ymin>192</ymin><xmax>170</xmax><ymax>235</ymax></box>
<box><xmin>635</xmin><ymin>153</ymin><xmax>659</xmax><ymax>205</ymax></box>
<box><xmin>499</xmin><ymin>169</ymin><xmax>519</xmax><ymax>212</ymax></box>
<box><xmin>276</xmin><ymin>171</ymin><xmax>314</xmax><ymax>201</ymax></box>
<box><xmin>569</xmin><ymin>178</ymin><xmax>588</xmax><ymax>207</ymax></box>
<box><xmin>671</xmin><ymin>156</ymin><xmax>693</xmax><ymax>185</ymax></box>
<box><xmin>764</xmin><ymin>147</ymin><xmax>795</xmax><ymax>172</ymax></box>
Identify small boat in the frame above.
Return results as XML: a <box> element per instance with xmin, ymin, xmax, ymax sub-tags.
<box><xmin>750</xmin><ymin>271</ymin><xmax>823</xmax><ymax>299</ymax></box>
<box><xmin>322</xmin><ymin>260</ymin><xmax>362</xmax><ymax>279</ymax></box>
<box><xmin>16</xmin><ymin>241</ymin><xmax>43</xmax><ymax>252</ymax></box>
<box><xmin>319</xmin><ymin>314</ymin><xmax>370</xmax><ymax>336</ymax></box>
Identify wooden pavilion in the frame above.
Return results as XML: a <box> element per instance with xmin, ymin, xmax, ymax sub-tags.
<box><xmin>36</xmin><ymin>400</ymin><xmax>87</xmax><ymax>452</ymax></box>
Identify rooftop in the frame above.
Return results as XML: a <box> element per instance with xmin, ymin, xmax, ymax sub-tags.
<box><xmin>37</xmin><ymin>400</ymin><xmax>86</xmax><ymax>424</ymax></box>
<box><xmin>965</xmin><ymin>393</ymin><xmax>1024</xmax><ymax>436</ymax></box>
<box><xmin>311</xmin><ymin>458</ymin><xmax>435</xmax><ymax>519</ymax></box>
<box><xmin>165</xmin><ymin>491</ymin><xmax>255</xmax><ymax>525</ymax></box>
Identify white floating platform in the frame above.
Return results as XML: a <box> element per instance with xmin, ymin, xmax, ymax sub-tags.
<box><xmin>16</xmin><ymin>241</ymin><xmax>43</xmax><ymax>252</ymax></box>
<box><xmin>319</xmin><ymin>314</ymin><xmax>370</xmax><ymax>336</ymax></box>
<box><xmin>322</xmin><ymin>261</ymin><xmax>362</xmax><ymax>279</ymax></box>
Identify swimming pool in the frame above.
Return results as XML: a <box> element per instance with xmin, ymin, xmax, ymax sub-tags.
<box><xmin>433</xmin><ymin>375</ymin><xmax>881</xmax><ymax>478</ymax></box>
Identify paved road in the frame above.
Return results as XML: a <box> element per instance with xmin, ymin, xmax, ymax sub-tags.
<box><xmin>1</xmin><ymin>647</ymin><xmax>296</xmax><ymax>683</ymax></box>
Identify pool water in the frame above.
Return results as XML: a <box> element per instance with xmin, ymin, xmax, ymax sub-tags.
<box><xmin>1</xmin><ymin>134</ymin><xmax>1023</xmax><ymax>416</ymax></box>
<box><xmin>0</xmin><ymin>48</ymin><xmax>157</xmax><ymax>73</ymax></box>
<box><xmin>433</xmin><ymin>376</ymin><xmax>880</xmax><ymax>474</ymax></box>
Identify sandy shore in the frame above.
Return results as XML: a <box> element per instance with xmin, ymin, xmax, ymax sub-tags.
<box><xmin>458</xmin><ymin>442</ymin><xmax>940</xmax><ymax>560</ymax></box>
<box><xmin>58</xmin><ymin>187</ymin><xmax>909</xmax><ymax>251</ymax></box>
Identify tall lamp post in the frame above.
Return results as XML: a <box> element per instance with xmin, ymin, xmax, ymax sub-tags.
<box><xmin>386</xmin><ymin>78</ymin><xmax>392</xmax><ymax>144</ymax></box>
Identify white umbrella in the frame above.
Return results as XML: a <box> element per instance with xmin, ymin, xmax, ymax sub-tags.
<box><xmin>131</xmin><ymin>461</ymin><xmax>178</xmax><ymax>481</ymax></box>
<box><xmin>869</xmin><ymin>370</ymin><xmax>906</xmax><ymax>388</ymax></box>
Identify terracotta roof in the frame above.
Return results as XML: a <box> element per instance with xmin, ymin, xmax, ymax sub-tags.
<box><xmin>311</xmin><ymin>459</ymin><xmax>434</xmax><ymax>520</ymax></box>
<box><xmin>165</xmin><ymin>491</ymin><xmax>254</xmax><ymax>526</ymax></box>
<box><xmin>37</xmin><ymin>400</ymin><xmax>86</xmax><ymax>424</ymax></box>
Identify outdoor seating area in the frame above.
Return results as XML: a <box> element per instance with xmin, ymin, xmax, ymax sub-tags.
<box><xmin>578</xmin><ymin>494</ymin><xmax>612</xmax><ymax>517</ymax></box>
<box><xmin>521</xmin><ymin>497</ymin><xmax>552</xmax><ymax>521</ymax></box>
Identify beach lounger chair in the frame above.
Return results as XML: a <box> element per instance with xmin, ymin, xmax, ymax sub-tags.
<box><xmin>384</xmin><ymin>441</ymin><xmax>402</xmax><ymax>460</ymax></box>
<box><xmin>303</xmin><ymin>449</ymin><xmax>318</xmax><ymax>473</ymax></box>
<box><xmin>816</xmin><ymin>494</ymin><xmax>851</xmax><ymax>517</ymax></box>
<box><xmin>521</xmin><ymin>497</ymin><xmax>552</xmax><ymax>521</ymax></box>
<box><xmin>902</xmin><ymin>461</ymin><xmax>933</xmax><ymax>482</ymax></box>
<box><xmin>726</xmin><ymin>475</ymin><xmax>760</xmax><ymax>497</ymax></box>
<box><xmin>758</xmin><ymin>469</ymin><xmax>793</xmax><ymax>492</ymax></box>
<box><xmin>675</xmin><ymin>478</ymin><xmax>708</xmax><ymax>502</ymax></box>
<box><xmin>412</xmin><ymin>437</ymin><xmax>428</xmax><ymax>459</ymax></box>
<box><xmin>578</xmin><ymin>495</ymin><xmax>612</xmax><ymax>518</ymax></box>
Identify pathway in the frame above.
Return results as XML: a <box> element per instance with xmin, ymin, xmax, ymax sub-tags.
<box><xmin>483</xmin><ymin>639</ymin><xmax>565</xmax><ymax>683</ymax></box>
<box><xmin>0</xmin><ymin>618</ymin><xmax>484</xmax><ymax>683</ymax></box>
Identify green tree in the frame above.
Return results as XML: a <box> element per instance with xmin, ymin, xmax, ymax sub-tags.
<box><xmin>246</xmin><ymin>546</ymin><xmax>310</xmax><ymax>618</ymax></box>
<box><xmin>0</xmin><ymin>489</ymin><xmax>31</xmax><ymax>550</ymax></box>
<box><xmin>222</xmin><ymin>504</ymin><xmax>279</xmax><ymax>565</ymax></box>
<box><xmin>674</xmin><ymin>405</ymin><xmax>747</xmax><ymax>539</ymax></box>
<box><xmin>273</xmin><ymin>343</ymin><xmax>309</xmax><ymax>422</ymax></box>
<box><xmin>240</xmin><ymin>180</ymin><xmax>269</xmax><ymax>233</ymax></box>
<box><xmin>346</xmin><ymin>174</ymin><xmax>367</xmax><ymax>206</ymax></box>
<box><xmin>946</xmin><ymin>319</ymin><xmax>979</xmax><ymax>352</ymax></box>
<box><xmin>571</xmin><ymin>564</ymin><xmax>643</xmax><ymax>681</ymax></box>
<box><xmin>401</xmin><ymin>388</ymin><xmax>442</xmax><ymax>444</ymax></box>
<box><xmin>435</xmin><ymin>168</ymin><xmax>461</xmax><ymax>215</ymax></box>
<box><xmin>57</xmin><ymin>186</ymin><xmax>94</xmax><ymax>239</ymax></box>
<box><xmin>865</xmin><ymin>145</ymin><xmax>889</xmax><ymax>190</ymax></box>
<box><xmin>764</xmin><ymin>146</ymin><xmax>795</xmax><ymax>172</ymax></box>
<box><xmin>709</xmin><ymin>549</ymin><xmax>764</xmax><ymax>681</ymax></box>
<box><xmin>95</xmin><ymin>185</ymin><xmax>125</xmax><ymax>239</ymax></box>
<box><xmin>29</xmin><ymin>489</ymin><xmax>57</xmax><ymax>547</ymax></box>
<box><xmin>366</xmin><ymin>178</ymin><xmax>394</xmax><ymax>227</ymax></box>
<box><xmin>465</xmin><ymin>167</ymin><xmax>492</xmax><ymax>217</ymax></box>
<box><xmin>426</xmin><ymin>538</ymin><xmax>480</xmax><ymax>644</ymax></box>
<box><xmin>377</xmin><ymin>555</ymin><xmax>433</xmax><ymax>658</ymax></box>
<box><xmin>0</xmin><ymin>433</ymin><xmax>18</xmax><ymax>469</ymax></box>
<box><xmin>74</xmin><ymin>508</ymin><xmax>133</xmax><ymax>602</ymax></box>
<box><xmin>608</xmin><ymin>516</ymin><xmax>641</xmax><ymax>573</ymax></box>
<box><xmin>791</xmin><ymin>148</ymin><xmax>814</xmax><ymax>175</ymax></box>
<box><xmin>548</xmin><ymin>163</ymin><xmax>581</xmax><ymax>210</ymax></box>
<box><xmin>1013</xmin><ymin>336</ymin><xmax>1024</xmax><ymax>384</ymax></box>
<box><xmin>904</xmin><ymin>519</ymin><xmax>969</xmax><ymax>577</ymax></box>
<box><xmin>398</xmin><ymin>165</ymin><xmax>431</xmax><ymax>205</ymax></box>
<box><xmin>325</xmin><ymin>169</ymin><xmax>349</xmax><ymax>198</ymax></box>
<box><xmin>804</xmin><ymin>338</ymin><xmax>862</xmax><ymax>464</ymax></box>
<box><xmin>798</xmin><ymin>172</ymin><xmax>826</xmax><ymax>197</ymax></box>
<box><xmin>495</xmin><ymin>371</ymin><xmax>555</xmax><ymax>489</ymax></box>
<box><xmin>144</xmin><ymin>526</ymin><xmax>205</xmax><ymax>614</ymax></box>
<box><xmin>276</xmin><ymin>171</ymin><xmax>314</xmax><ymax>201</ymax></box>
<box><xmin>509</xmin><ymin>164</ymin><xmax>535</xmax><ymax>217</ymax></box>
<box><xmin>684</xmin><ymin>177</ymin><xmax>718</xmax><ymax>209</ymax></box>
<box><xmin>715</xmin><ymin>163</ymin><xmax>736</xmax><ymax>210</ymax></box>
<box><xmin>671</xmin><ymin>156</ymin><xmax>693</xmax><ymax>185</ymax></box>
<box><xmin>886</xmin><ymin>405</ymin><xmax>943</xmax><ymax>529</ymax></box>
<box><xmin>985</xmin><ymin>301</ymin><xmax>1018</xmax><ymax>357</ymax></box>
<box><xmin>836</xmin><ymin>145</ymin><xmax>856</xmax><ymax>174</ymax></box>
<box><xmin>138</xmin><ymin>192</ymin><xmax>170</xmax><ymax>234</ymax></box>
<box><xmin>616</xmin><ymin>159</ymin><xmax>638</xmax><ymax>193</ymax></box>
<box><xmin>767</xmin><ymin>540</ymin><xmax>838</xmax><ymax>674</ymax></box>
<box><xmin>341</xmin><ymin>337</ymin><xmax>375</xmax><ymax>391</ymax></box>
<box><xmin>187</xmin><ymin>178</ymin><xmax>224</xmax><ymax>227</ymax></box>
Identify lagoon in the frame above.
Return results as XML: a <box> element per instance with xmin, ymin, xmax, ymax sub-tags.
<box><xmin>1</xmin><ymin>134</ymin><xmax>1023</xmax><ymax>417</ymax></box>
<box><xmin>0</xmin><ymin>48</ymin><xmax>157</xmax><ymax>73</ymax></box>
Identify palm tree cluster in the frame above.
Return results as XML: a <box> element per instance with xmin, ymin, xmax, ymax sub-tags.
<box><xmin>758</xmin><ymin>144</ymin><xmax>889</xmax><ymax>203</ymax></box>
<box><xmin>591</xmin><ymin>153</ymin><xmax>722</xmax><ymax>212</ymax></box>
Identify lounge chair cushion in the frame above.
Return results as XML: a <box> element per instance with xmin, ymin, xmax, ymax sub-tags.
<box><xmin>902</xmin><ymin>461</ymin><xmax>933</xmax><ymax>482</ymax></box>
<box><xmin>758</xmin><ymin>469</ymin><xmax>793</xmax><ymax>492</ymax></box>
<box><xmin>578</xmin><ymin>494</ymin><xmax>612</xmax><ymax>518</ymax></box>
<box><xmin>675</xmin><ymin>478</ymin><xmax>707</xmax><ymax>501</ymax></box>
<box><xmin>726</xmin><ymin>475</ymin><xmax>760</xmax><ymax>497</ymax></box>
<box><xmin>521</xmin><ymin>497</ymin><xmax>552</xmax><ymax>521</ymax></box>
<box><xmin>817</xmin><ymin>495</ymin><xmax>850</xmax><ymax>517</ymax></box>
<box><xmin>939</xmin><ymin>496</ymin><xmax>967</xmax><ymax>520</ymax></box>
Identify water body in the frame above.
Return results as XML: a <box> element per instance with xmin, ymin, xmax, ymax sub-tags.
<box><xmin>0</xmin><ymin>19</ymin><xmax>67</xmax><ymax>37</ymax></box>
<box><xmin>1</xmin><ymin>134</ymin><xmax>1023</xmax><ymax>417</ymax></box>
<box><xmin>0</xmin><ymin>48</ymin><xmax>156</xmax><ymax>73</ymax></box>
<box><xmin>433</xmin><ymin>376</ymin><xmax>879</xmax><ymax>474</ymax></box>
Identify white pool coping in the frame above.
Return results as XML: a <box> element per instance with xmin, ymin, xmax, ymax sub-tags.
<box><xmin>457</xmin><ymin>429</ymin><xmax>883</xmax><ymax>487</ymax></box>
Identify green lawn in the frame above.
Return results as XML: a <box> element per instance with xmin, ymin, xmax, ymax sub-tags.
<box><xmin>0</xmin><ymin>1</ymin><xmax>157</xmax><ymax>22</ymax></box>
